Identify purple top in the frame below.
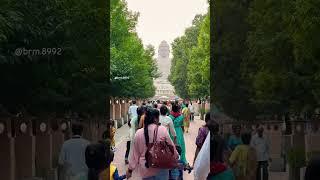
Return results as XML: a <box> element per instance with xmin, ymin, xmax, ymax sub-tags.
<box><xmin>196</xmin><ymin>126</ymin><xmax>209</xmax><ymax>148</ymax></box>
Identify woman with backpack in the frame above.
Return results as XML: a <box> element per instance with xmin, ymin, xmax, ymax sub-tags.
<box><xmin>126</xmin><ymin>108</ymin><xmax>178</xmax><ymax>179</ymax></box>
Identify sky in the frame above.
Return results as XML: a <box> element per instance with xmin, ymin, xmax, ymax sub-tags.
<box><xmin>126</xmin><ymin>0</ymin><xmax>208</xmax><ymax>56</ymax></box>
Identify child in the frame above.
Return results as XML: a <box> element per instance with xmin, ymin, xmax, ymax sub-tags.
<box><xmin>169</xmin><ymin>146</ymin><xmax>193</xmax><ymax>180</ymax></box>
<box><xmin>85</xmin><ymin>141</ymin><xmax>126</xmax><ymax>180</ymax></box>
<box><xmin>110</xmin><ymin>121</ymin><xmax>116</xmax><ymax>151</ymax></box>
<box><xmin>102</xmin><ymin>121</ymin><xmax>116</xmax><ymax>152</ymax></box>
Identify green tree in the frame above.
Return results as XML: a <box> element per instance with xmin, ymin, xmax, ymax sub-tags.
<box><xmin>110</xmin><ymin>0</ymin><xmax>158</xmax><ymax>99</ymax></box>
<box><xmin>188</xmin><ymin>14</ymin><xmax>210</xmax><ymax>98</ymax></box>
<box><xmin>169</xmin><ymin>14</ymin><xmax>206</xmax><ymax>99</ymax></box>
<box><xmin>0</xmin><ymin>0</ymin><xmax>109</xmax><ymax>116</ymax></box>
<box><xmin>212</xmin><ymin>0</ymin><xmax>255</xmax><ymax>120</ymax></box>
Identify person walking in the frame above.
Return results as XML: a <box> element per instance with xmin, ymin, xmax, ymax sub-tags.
<box><xmin>229</xmin><ymin>133</ymin><xmax>257</xmax><ymax>180</ymax></box>
<box><xmin>125</xmin><ymin>100</ymin><xmax>139</xmax><ymax>164</ymax></box>
<box><xmin>159</xmin><ymin>105</ymin><xmax>177</xmax><ymax>144</ymax></box>
<box><xmin>126</xmin><ymin>108</ymin><xmax>178</xmax><ymax>179</ymax></box>
<box><xmin>250</xmin><ymin>127</ymin><xmax>271</xmax><ymax>180</ymax></box>
<box><xmin>169</xmin><ymin>104</ymin><xmax>188</xmax><ymax>164</ymax></box>
<box><xmin>127</xmin><ymin>106</ymin><xmax>147</xmax><ymax>163</ymax></box>
<box><xmin>193</xmin><ymin>112</ymin><xmax>211</xmax><ymax>166</ymax></box>
<box><xmin>188</xmin><ymin>102</ymin><xmax>194</xmax><ymax>122</ymax></box>
<box><xmin>85</xmin><ymin>141</ymin><xmax>126</xmax><ymax>180</ymax></box>
<box><xmin>59</xmin><ymin>123</ymin><xmax>90</xmax><ymax>180</ymax></box>
<box><xmin>182</xmin><ymin>104</ymin><xmax>191</xmax><ymax>133</ymax></box>
<box><xmin>194</xmin><ymin>130</ymin><xmax>235</xmax><ymax>180</ymax></box>
<box><xmin>228</xmin><ymin>125</ymin><xmax>243</xmax><ymax>151</ymax></box>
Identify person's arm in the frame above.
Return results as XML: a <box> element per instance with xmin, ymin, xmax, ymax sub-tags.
<box><xmin>168</xmin><ymin>120</ymin><xmax>177</xmax><ymax>144</ymax></box>
<box><xmin>58</xmin><ymin>144</ymin><xmax>67</xmax><ymax>178</ymax></box>
<box><xmin>193</xmin><ymin>146</ymin><xmax>201</xmax><ymax>167</ymax></box>
<box><xmin>128</xmin><ymin>132</ymin><xmax>141</xmax><ymax>174</ymax></box>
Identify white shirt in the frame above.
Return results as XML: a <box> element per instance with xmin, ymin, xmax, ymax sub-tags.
<box><xmin>159</xmin><ymin>115</ymin><xmax>176</xmax><ymax>137</ymax></box>
<box><xmin>189</xmin><ymin>104</ymin><xmax>194</xmax><ymax>113</ymax></box>
<box><xmin>58</xmin><ymin>135</ymin><xmax>90</xmax><ymax>176</ymax></box>
<box><xmin>250</xmin><ymin>134</ymin><xmax>270</xmax><ymax>161</ymax></box>
<box><xmin>128</xmin><ymin>104</ymin><xmax>138</xmax><ymax>119</ymax></box>
<box><xmin>194</xmin><ymin>131</ymin><xmax>210</xmax><ymax>180</ymax></box>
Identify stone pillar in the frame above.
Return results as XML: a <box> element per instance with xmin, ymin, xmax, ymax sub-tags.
<box><xmin>305</xmin><ymin>122</ymin><xmax>320</xmax><ymax>160</ymax></box>
<box><xmin>121</xmin><ymin>100</ymin><xmax>127</xmax><ymax>124</ymax></box>
<box><xmin>292</xmin><ymin>121</ymin><xmax>306</xmax><ymax>149</ymax></box>
<box><xmin>0</xmin><ymin>118</ymin><xmax>15</xmax><ymax>180</ymax></box>
<box><xmin>35</xmin><ymin>118</ymin><xmax>52</xmax><ymax>178</ymax></box>
<box><xmin>110</xmin><ymin>99</ymin><xmax>114</xmax><ymax>121</ymax></box>
<box><xmin>115</xmin><ymin>100</ymin><xmax>121</xmax><ymax>127</ymax></box>
<box><xmin>14</xmin><ymin>118</ymin><xmax>35</xmax><ymax>179</ymax></box>
<box><xmin>51</xmin><ymin>119</ymin><xmax>64</xmax><ymax>168</ymax></box>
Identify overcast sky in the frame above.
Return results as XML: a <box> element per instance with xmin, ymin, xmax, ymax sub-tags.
<box><xmin>126</xmin><ymin>0</ymin><xmax>208</xmax><ymax>56</ymax></box>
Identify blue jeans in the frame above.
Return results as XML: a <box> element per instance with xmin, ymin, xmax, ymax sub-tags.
<box><xmin>143</xmin><ymin>169</ymin><xmax>169</xmax><ymax>180</ymax></box>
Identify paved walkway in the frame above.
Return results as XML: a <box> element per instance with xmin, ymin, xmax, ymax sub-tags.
<box><xmin>113</xmin><ymin>116</ymin><xmax>289</xmax><ymax>180</ymax></box>
<box><xmin>113</xmin><ymin>117</ymin><xmax>204</xmax><ymax>179</ymax></box>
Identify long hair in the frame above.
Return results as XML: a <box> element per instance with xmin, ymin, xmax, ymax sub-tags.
<box><xmin>208</xmin><ymin>118</ymin><xmax>223</xmax><ymax>163</ymax></box>
<box><xmin>171</xmin><ymin>103</ymin><xmax>180</xmax><ymax>113</ymax></box>
<box><xmin>85</xmin><ymin>141</ymin><xmax>112</xmax><ymax>180</ymax></box>
<box><xmin>144</xmin><ymin>108</ymin><xmax>159</xmax><ymax>168</ymax></box>
<box><xmin>137</xmin><ymin>106</ymin><xmax>147</xmax><ymax>126</ymax></box>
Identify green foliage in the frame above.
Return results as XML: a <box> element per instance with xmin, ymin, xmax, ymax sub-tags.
<box><xmin>188</xmin><ymin>15</ymin><xmax>210</xmax><ymax>98</ymax></box>
<box><xmin>212</xmin><ymin>0</ymin><xmax>320</xmax><ymax>119</ymax></box>
<box><xmin>110</xmin><ymin>0</ymin><xmax>158</xmax><ymax>99</ymax></box>
<box><xmin>169</xmin><ymin>14</ymin><xmax>209</xmax><ymax>99</ymax></box>
<box><xmin>0</xmin><ymin>0</ymin><xmax>108</xmax><ymax>115</ymax></box>
<box><xmin>212</xmin><ymin>0</ymin><xmax>256</xmax><ymax>120</ymax></box>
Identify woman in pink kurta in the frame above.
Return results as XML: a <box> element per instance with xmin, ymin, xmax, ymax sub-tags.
<box><xmin>126</xmin><ymin>108</ymin><xmax>178</xmax><ymax>179</ymax></box>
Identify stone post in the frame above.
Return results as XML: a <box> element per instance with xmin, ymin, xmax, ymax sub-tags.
<box><xmin>115</xmin><ymin>100</ymin><xmax>121</xmax><ymax>127</ymax></box>
<box><xmin>0</xmin><ymin>118</ymin><xmax>15</xmax><ymax>180</ymax></box>
<box><xmin>121</xmin><ymin>100</ymin><xmax>127</xmax><ymax>124</ymax></box>
<box><xmin>35</xmin><ymin>118</ymin><xmax>52</xmax><ymax>178</ymax></box>
<box><xmin>50</xmin><ymin>118</ymin><xmax>64</xmax><ymax>168</ymax></box>
<box><xmin>14</xmin><ymin>118</ymin><xmax>35</xmax><ymax>179</ymax></box>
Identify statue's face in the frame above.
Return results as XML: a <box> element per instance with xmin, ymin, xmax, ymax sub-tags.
<box><xmin>158</xmin><ymin>42</ymin><xmax>170</xmax><ymax>58</ymax></box>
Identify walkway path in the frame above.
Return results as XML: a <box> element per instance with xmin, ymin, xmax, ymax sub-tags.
<box><xmin>113</xmin><ymin>117</ymin><xmax>204</xmax><ymax>179</ymax></box>
<box><xmin>113</xmin><ymin>116</ymin><xmax>288</xmax><ymax>180</ymax></box>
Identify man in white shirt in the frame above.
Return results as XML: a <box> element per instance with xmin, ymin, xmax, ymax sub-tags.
<box><xmin>59</xmin><ymin>123</ymin><xmax>90</xmax><ymax>180</ymax></box>
<box><xmin>189</xmin><ymin>102</ymin><xmax>195</xmax><ymax>121</ymax></box>
<box><xmin>250</xmin><ymin>127</ymin><xmax>271</xmax><ymax>180</ymax></box>
<box><xmin>128</xmin><ymin>100</ymin><xmax>138</xmax><ymax>120</ymax></box>
<box><xmin>159</xmin><ymin>105</ymin><xmax>177</xmax><ymax>144</ymax></box>
<box><xmin>125</xmin><ymin>100</ymin><xmax>138</xmax><ymax>164</ymax></box>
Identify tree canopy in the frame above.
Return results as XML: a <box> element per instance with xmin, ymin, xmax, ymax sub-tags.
<box><xmin>169</xmin><ymin>14</ymin><xmax>210</xmax><ymax>99</ymax></box>
<box><xmin>110</xmin><ymin>0</ymin><xmax>159</xmax><ymax>99</ymax></box>
<box><xmin>0</xmin><ymin>0</ymin><xmax>108</xmax><ymax>115</ymax></box>
<box><xmin>212</xmin><ymin>0</ymin><xmax>320</xmax><ymax>120</ymax></box>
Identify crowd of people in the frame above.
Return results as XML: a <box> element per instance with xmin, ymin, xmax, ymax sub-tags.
<box><xmin>56</xmin><ymin>100</ymin><xmax>320</xmax><ymax>180</ymax></box>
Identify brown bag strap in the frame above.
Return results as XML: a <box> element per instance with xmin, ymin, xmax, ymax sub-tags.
<box><xmin>153</xmin><ymin>125</ymin><xmax>159</xmax><ymax>143</ymax></box>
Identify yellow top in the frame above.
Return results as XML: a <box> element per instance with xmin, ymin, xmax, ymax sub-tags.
<box><xmin>99</xmin><ymin>164</ymin><xmax>116</xmax><ymax>180</ymax></box>
<box><xmin>229</xmin><ymin>145</ymin><xmax>257</xmax><ymax>179</ymax></box>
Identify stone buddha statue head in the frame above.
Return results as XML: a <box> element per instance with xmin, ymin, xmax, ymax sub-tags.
<box><xmin>158</xmin><ymin>41</ymin><xmax>170</xmax><ymax>58</ymax></box>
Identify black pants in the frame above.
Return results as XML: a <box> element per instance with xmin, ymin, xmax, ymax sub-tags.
<box><xmin>125</xmin><ymin>141</ymin><xmax>131</xmax><ymax>159</ymax></box>
<box><xmin>256</xmin><ymin>161</ymin><xmax>268</xmax><ymax>180</ymax></box>
<box><xmin>190</xmin><ymin>113</ymin><xmax>194</xmax><ymax>121</ymax></box>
